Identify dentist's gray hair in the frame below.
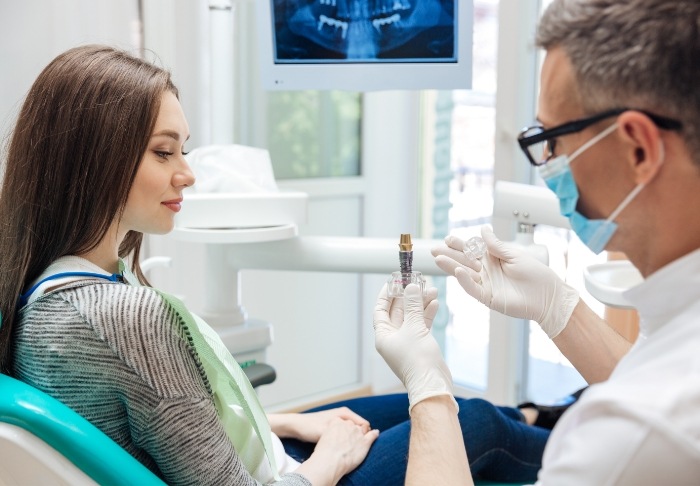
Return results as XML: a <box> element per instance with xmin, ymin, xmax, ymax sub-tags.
<box><xmin>537</xmin><ymin>0</ymin><xmax>700</xmax><ymax>167</ymax></box>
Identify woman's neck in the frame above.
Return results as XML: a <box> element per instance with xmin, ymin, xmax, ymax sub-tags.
<box><xmin>77</xmin><ymin>228</ymin><xmax>122</xmax><ymax>274</ymax></box>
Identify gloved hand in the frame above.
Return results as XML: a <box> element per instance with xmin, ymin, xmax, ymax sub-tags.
<box><xmin>373</xmin><ymin>283</ymin><xmax>458</xmax><ymax>413</ymax></box>
<box><xmin>431</xmin><ymin>226</ymin><xmax>579</xmax><ymax>339</ymax></box>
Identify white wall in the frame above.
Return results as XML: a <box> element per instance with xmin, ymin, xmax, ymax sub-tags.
<box><xmin>0</xmin><ymin>1</ymin><xmax>140</xmax><ymax>147</ymax></box>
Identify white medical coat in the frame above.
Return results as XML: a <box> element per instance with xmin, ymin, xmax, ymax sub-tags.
<box><xmin>536</xmin><ymin>248</ymin><xmax>700</xmax><ymax>485</ymax></box>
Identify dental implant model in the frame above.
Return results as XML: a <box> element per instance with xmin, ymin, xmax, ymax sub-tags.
<box><xmin>387</xmin><ymin>233</ymin><xmax>426</xmax><ymax>298</ymax></box>
<box><xmin>464</xmin><ymin>236</ymin><xmax>487</xmax><ymax>260</ymax></box>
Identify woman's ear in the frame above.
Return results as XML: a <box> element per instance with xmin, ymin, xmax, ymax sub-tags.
<box><xmin>617</xmin><ymin>111</ymin><xmax>665</xmax><ymax>185</ymax></box>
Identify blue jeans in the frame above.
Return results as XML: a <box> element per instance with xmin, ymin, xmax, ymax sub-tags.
<box><xmin>282</xmin><ymin>394</ymin><xmax>549</xmax><ymax>485</ymax></box>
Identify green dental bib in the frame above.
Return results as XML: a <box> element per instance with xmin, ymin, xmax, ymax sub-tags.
<box><xmin>118</xmin><ymin>261</ymin><xmax>280</xmax><ymax>481</ymax></box>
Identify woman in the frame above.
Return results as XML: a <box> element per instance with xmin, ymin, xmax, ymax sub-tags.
<box><xmin>0</xmin><ymin>45</ymin><xmax>550</xmax><ymax>485</ymax></box>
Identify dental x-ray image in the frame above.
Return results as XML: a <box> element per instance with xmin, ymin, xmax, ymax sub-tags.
<box><xmin>272</xmin><ymin>0</ymin><xmax>457</xmax><ymax>62</ymax></box>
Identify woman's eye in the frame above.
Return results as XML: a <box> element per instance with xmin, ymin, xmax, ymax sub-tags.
<box><xmin>154</xmin><ymin>151</ymin><xmax>173</xmax><ymax>159</ymax></box>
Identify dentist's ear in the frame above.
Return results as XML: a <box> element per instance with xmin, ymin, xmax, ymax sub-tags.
<box><xmin>618</xmin><ymin>111</ymin><xmax>666</xmax><ymax>184</ymax></box>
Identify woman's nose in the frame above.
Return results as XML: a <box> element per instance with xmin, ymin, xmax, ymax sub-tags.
<box><xmin>176</xmin><ymin>159</ymin><xmax>196</xmax><ymax>188</ymax></box>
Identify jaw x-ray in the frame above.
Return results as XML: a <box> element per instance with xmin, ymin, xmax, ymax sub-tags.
<box><xmin>272</xmin><ymin>0</ymin><xmax>457</xmax><ymax>62</ymax></box>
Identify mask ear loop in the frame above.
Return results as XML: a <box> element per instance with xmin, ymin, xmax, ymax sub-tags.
<box><xmin>606</xmin><ymin>183</ymin><xmax>646</xmax><ymax>223</ymax></box>
<box><xmin>586</xmin><ymin>182</ymin><xmax>645</xmax><ymax>254</ymax></box>
<box><xmin>657</xmin><ymin>140</ymin><xmax>666</xmax><ymax>165</ymax></box>
<box><xmin>602</xmin><ymin>134</ymin><xmax>667</xmax><ymax>227</ymax></box>
<box><xmin>569</xmin><ymin>123</ymin><xmax>619</xmax><ymax>163</ymax></box>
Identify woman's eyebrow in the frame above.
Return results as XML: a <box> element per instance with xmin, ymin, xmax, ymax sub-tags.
<box><xmin>151</xmin><ymin>130</ymin><xmax>190</xmax><ymax>141</ymax></box>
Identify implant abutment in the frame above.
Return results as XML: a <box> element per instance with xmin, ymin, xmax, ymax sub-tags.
<box><xmin>398</xmin><ymin>233</ymin><xmax>413</xmax><ymax>276</ymax></box>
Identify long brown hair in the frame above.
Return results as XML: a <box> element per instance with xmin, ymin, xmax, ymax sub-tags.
<box><xmin>0</xmin><ymin>45</ymin><xmax>178</xmax><ymax>373</ymax></box>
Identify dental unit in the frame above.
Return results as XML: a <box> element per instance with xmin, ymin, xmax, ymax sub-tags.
<box><xmin>157</xmin><ymin>177</ymin><xmax>642</xmax><ymax>365</ymax></box>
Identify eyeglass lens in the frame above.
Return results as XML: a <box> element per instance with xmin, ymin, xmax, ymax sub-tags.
<box><xmin>522</xmin><ymin>128</ymin><xmax>554</xmax><ymax>165</ymax></box>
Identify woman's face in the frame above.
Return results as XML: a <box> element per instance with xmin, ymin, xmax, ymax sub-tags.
<box><xmin>120</xmin><ymin>91</ymin><xmax>195</xmax><ymax>237</ymax></box>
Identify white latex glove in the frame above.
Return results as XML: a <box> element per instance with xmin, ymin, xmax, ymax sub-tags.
<box><xmin>431</xmin><ymin>226</ymin><xmax>580</xmax><ymax>339</ymax></box>
<box><xmin>373</xmin><ymin>283</ymin><xmax>458</xmax><ymax>414</ymax></box>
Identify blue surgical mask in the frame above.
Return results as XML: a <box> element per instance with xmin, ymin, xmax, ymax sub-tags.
<box><xmin>538</xmin><ymin>123</ymin><xmax>646</xmax><ymax>254</ymax></box>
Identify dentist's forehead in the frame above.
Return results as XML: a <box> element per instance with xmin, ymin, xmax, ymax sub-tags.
<box><xmin>538</xmin><ymin>47</ymin><xmax>584</xmax><ymax>126</ymax></box>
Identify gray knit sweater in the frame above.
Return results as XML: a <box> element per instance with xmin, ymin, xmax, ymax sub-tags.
<box><xmin>13</xmin><ymin>279</ymin><xmax>311</xmax><ymax>486</ymax></box>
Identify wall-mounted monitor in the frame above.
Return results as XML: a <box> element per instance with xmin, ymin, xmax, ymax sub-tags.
<box><xmin>256</xmin><ymin>0</ymin><xmax>473</xmax><ymax>91</ymax></box>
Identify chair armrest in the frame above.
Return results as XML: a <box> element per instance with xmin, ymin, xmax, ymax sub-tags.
<box><xmin>242</xmin><ymin>363</ymin><xmax>276</xmax><ymax>388</ymax></box>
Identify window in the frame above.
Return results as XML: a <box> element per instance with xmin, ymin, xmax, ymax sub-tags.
<box><xmin>234</xmin><ymin>3</ymin><xmax>362</xmax><ymax>180</ymax></box>
<box><xmin>443</xmin><ymin>0</ymin><xmax>499</xmax><ymax>391</ymax></box>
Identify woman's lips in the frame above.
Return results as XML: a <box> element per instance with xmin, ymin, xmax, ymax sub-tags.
<box><xmin>162</xmin><ymin>199</ymin><xmax>182</xmax><ymax>212</ymax></box>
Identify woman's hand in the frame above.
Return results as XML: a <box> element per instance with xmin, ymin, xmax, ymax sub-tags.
<box><xmin>269</xmin><ymin>407</ymin><xmax>371</xmax><ymax>443</ymax></box>
<box><xmin>295</xmin><ymin>417</ymin><xmax>379</xmax><ymax>485</ymax></box>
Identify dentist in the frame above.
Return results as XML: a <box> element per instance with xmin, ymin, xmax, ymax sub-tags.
<box><xmin>375</xmin><ymin>0</ymin><xmax>700</xmax><ymax>483</ymax></box>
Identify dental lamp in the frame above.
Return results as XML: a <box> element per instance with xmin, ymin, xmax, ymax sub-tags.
<box><xmin>493</xmin><ymin>180</ymin><xmax>569</xmax><ymax>266</ymax></box>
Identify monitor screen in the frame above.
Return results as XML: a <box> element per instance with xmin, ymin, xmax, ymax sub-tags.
<box><xmin>256</xmin><ymin>0</ymin><xmax>473</xmax><ymax>91</ymax></box>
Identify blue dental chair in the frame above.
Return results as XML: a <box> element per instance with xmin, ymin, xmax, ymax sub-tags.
<box><xmin>0</xmin><ymin>364</ymin><xmax>276</xmax><ymax>485</ymax></box>
<box><xmin>0</xmin><ymin>373</ymin><xmax>164</xmax><ymax>485</ymax></box>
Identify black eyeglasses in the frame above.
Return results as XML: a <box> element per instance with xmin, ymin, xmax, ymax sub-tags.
<box><xmin>517</xmin><ymin>108</ymin><xmax>683</xmax><ymax>166</ymax></box>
